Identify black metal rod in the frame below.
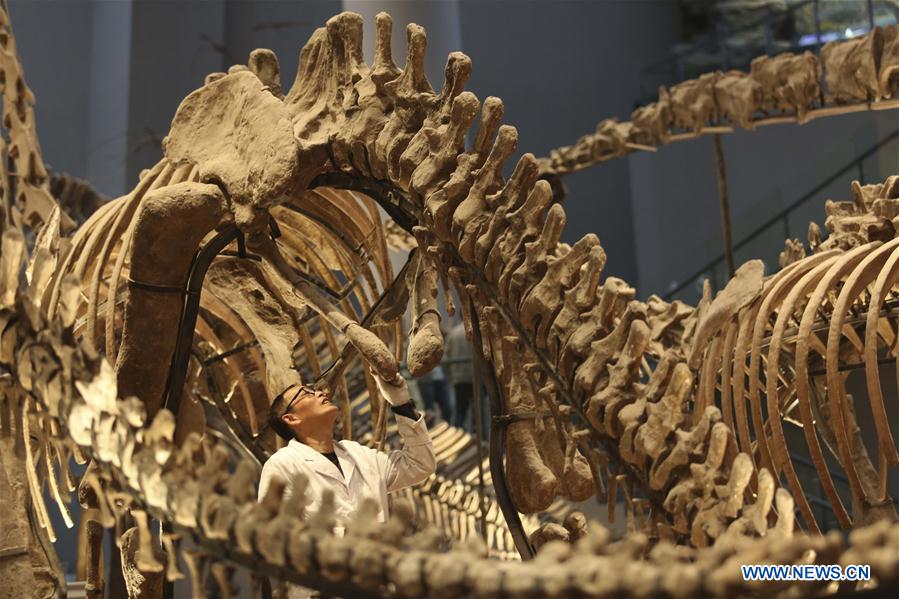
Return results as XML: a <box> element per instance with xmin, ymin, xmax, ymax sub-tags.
<box><xmin>714</xmin><ymin>134</ymin><xmax>736</xmax><ymax>278</ymax></box>
<box><xmin>162</xmin><ymin>224</ymin><xmax>240</xmax><ymax>420</ymax></box>
<box><xmin>161</xmin><ymin>224</ymin><xmax>240</xmax><ymax>599</ymax></box>
<box><xmin>470</xmin><ymin>338</ymin><xmax>489</xmax><ymax>549</ymax></box>
<box><xmin>201</xmin><ymin>339</ymin><xmax>260</xmax><ymax>367</ymax></box>
<box><xmin>309</xmin><ymin>171</ymin><xmax>418</xmax><ymax>234</ymax></box>
<box><xmin>666</xmin><ymin>131</ymin><xmax>899</xmax><ymax>300</ymax></box>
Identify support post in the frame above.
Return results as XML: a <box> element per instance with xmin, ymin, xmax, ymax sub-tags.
<box><xmin>471</xmin><ymin>349</ymin><xmax>489</xmax><ymax>548</ymax></box>
<box><xmin>714</xmin><ymin>134</ymin><xmax>736</xmax><ymax>278</ymax></box>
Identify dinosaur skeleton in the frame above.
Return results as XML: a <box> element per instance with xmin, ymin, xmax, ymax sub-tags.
<box><xmin>2</xmin><ymin>3</ymin><xmax>899</xmax><ymax>597</ymax></box>
<box><xmin>539</xmin><ymin>24</ymin><xmax>899</xmax><ymax>179</ymax></box>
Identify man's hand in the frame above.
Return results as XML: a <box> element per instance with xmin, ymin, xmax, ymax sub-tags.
<box><xmin>370</xmin><ymin>368</ymin><xmax>412</xmax><ymax>407</ymax></box>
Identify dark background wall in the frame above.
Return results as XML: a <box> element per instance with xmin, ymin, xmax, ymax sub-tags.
<box><xmin>12</xmin><ymin>0</ymin><xmax>94</xmax><ymax>189</ymax></box>
<box><xmin>458</xmin><ymin>0</ymin><xmax>682</xmax><ymax>286</ymax></box>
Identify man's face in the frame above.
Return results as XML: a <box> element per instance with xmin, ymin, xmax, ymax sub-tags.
<box><xmin>280</xmin><ymin>384</ymin><xmax>339</xmax><ymax>432</ymax></box>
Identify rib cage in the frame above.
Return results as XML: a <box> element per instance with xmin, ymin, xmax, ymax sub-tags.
<box><xmin>46</xmin><ymin>159</ymin><xmax>402</xmax><ymax>452</ymax></box>
<box><xmin>694</xmin><ymin>178</ymin><xmax>899</xmax><ymax>534</ymax></box>
<box><xmin>1</xmin><ymin>3</ymin><xmax>899</xmax><ymax>598</ymax></box>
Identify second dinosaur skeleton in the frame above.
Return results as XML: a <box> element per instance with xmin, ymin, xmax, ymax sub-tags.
<box><xmin>539</xmin><ymin>24</ymin><xmax>899</xmax><ymax>178</ymax></box>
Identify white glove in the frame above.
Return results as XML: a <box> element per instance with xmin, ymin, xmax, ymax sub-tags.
<box><xmin>371</xmin><ymin>369</ymin><xmax>411</xmax><ymax>407</ymax></box>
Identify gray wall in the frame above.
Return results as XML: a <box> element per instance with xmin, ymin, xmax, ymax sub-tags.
<box><xmin>125</xmin><ymin>1</ymin><xmax>227</xmax><ymax>186</ymax></box>
<box><xmin>9</xmin><ymin>0</ymin><xmax>897</xmax><ymax>577</ymax></box>
<box><xmin>11</xmin><ymin>0</ymin><xmax>343</xmax><ymax>199</ymax></box>
<box><xmin>630</xmin><ymin>109</ymin><xmax>899</xmax><ymax>301</ymax></box>
<box><xmin>458</xmin><ymin>0</ymin><xmax>683</xmax><ymax>285</ymax></box>
<box><xmin>87</xmin><ymin>0</ymin><xmax>132</xmax><ymax>195</ymax></box>
<box><xmin>12</xmin><ymin>0</ymin><xmax>94</xmax><ymax>189</ymax></box>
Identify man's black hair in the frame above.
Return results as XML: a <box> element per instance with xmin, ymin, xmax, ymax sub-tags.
<box><xmin>268</xmin><ymin>384</ymin><xmax>298</xmax><ymax>442</ymax></box>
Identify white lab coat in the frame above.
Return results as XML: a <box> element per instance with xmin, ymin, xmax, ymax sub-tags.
<box><xmin>257</xmin><ymin>412</ymin><xmax>435</xmax><ymax>597</ymax></box>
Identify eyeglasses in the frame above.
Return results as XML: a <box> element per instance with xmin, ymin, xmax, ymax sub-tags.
<box><xmin>281</xmin><ymin>384</ymin><xmax>315</xmax><ymax>416</ymax></box>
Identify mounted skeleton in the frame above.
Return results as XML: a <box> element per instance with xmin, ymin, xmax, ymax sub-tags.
<box><xmin>2</xmin><ymin>4</ymin><xmax>899</xmax><ymax>598</ymax></box>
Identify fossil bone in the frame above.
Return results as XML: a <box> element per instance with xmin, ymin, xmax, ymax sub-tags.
<box><xmin>2</xmin><ymin>5</ymin><xmax>899</xmax><ymax>599</ymax></box>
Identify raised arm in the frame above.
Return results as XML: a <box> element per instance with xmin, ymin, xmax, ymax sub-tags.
<box><xmin>372</xmin><ymin>372</ymin><xmax>437</xmax><ymax>491</ymax></box>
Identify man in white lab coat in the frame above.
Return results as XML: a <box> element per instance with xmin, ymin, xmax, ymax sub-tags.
<box><xmin>258</xmin><ymin>372</ymin><xmax>436</xmax><ymax>553</ymax></box>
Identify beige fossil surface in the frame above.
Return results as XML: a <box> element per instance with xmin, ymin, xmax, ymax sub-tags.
<box><xmin>0</xmin><ymin>4</ymin><xmax>899</xmax><ymax>599</ymax></box>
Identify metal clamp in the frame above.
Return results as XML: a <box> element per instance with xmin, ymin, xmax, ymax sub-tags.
<box><xmin>492</xmin><ymin>410</ymin><xmax>554</xmax><ymax>427</ymax></box>
<box><xmin>126</xmin><ymin>277</ymin><xmax>185</xmax><ymax>294</ymax></box>
<box><xmin>0</xmin><ymin>545</ymin><xmax>28</xmax><ymax>560</ymax></box>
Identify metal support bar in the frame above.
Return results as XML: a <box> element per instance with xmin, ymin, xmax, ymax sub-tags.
<box><xmin>714</xmin><ymin>134</ymin><xmax>735</xmax><ymax>278</ymax></box>
<box><xmin>160</xmin><ymin>224</ymin><xmax>240</xmax><ymax>599</ymax></box>
<box><xmin>493</xmin><ymin>411</ymin><xmax>554</xmax><ymax>426</ymax></box>
<box><xmin>309</xmin><ymin>171</ymin><xmax>419</xmax><ymax>234</ymax></box>
<box><xmin>236</xmin><ymin>229</ymin><xmax>248</xmax><ymax>258</ymax></box>
<box><xmin>0</xmin><ymin>545</ymin><xmax>27</xmax><ymax>559</ymax></box>
<box><xmin>201</xmin><ymin>339</ymin><xmax>261</xmax><ymax>367</ymax></box>
<box><xmin>126</xmin><ymin>278</ymin><xmax>184</xmax><ymax>294</ymax></box>
<box><xmin>471</xmin><ymin>341</ymin><xmax>489</xmax><ymax>549</ymax></box>
<box><xmin>218</xmin><ymin>250</ymin><xmax>262</xmax><ymax>262</ymax></box>
<box><xmin>161</xmin><ymin>224</ymin><xmax>240</xmax><ymax>420</ymax></box>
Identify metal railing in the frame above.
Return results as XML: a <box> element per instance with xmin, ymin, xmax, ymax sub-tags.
<box><xmin>663</xmin><ymin>130</ymin><xmax>899</xmax><ymax>302</ymax></box>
